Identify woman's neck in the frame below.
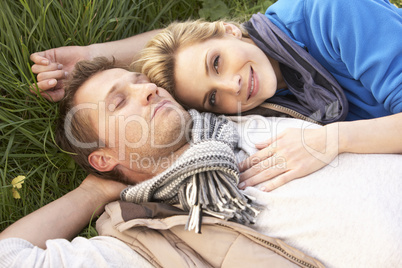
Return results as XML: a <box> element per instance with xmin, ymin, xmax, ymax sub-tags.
<box><xmin>269</xmin><ymin>56</ymin><xmax>287</xmax><ymax>90</ymax></box>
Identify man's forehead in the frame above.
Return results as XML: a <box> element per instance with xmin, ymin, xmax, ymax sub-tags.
<box><xmin>75</xmin><ymin>68</ymin><xmax>125</xmax><ymax>102</ymax></box>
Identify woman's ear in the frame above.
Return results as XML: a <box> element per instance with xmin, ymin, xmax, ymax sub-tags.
<box><xmin>223</xmin><ymin>23</ymin><xmax>242</xmax><ymax>39</ymax></box>
<box><xmin>88</xmin><ymin>150</ymin><xmax>118</xmax><ymax>172</ymax></box>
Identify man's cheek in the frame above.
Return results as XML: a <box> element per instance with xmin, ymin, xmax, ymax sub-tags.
<box><xmin>117</xmin><ymin>115</ymin><xmax>149</xmax><ymax>161</ymax></box>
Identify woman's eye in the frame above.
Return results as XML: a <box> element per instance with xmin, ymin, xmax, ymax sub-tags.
<box><xmin>213</xmin><ymin>56</ymin><xmax>220</xmax><ymax>74</ymax></box>
<box><xmin>209</xmin><ymin>91</ymin><xmax>217</xmax><ymax>106</ymax></box>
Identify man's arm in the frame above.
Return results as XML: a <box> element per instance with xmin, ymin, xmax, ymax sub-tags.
<box><xmin>30</xmin><ymin>29</ymin><xmax>161</xmax><ymax>101</ymax></box>
<box><xmin>0</xmin><ymin>175</ymin><xmax>126</xmax><ymax>249</ymax></box>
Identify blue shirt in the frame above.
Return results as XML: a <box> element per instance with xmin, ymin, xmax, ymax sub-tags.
<box><xmin>266</xmin><ymin>0</ymin><xmax>402</xmax><ymax>120</ymax></box>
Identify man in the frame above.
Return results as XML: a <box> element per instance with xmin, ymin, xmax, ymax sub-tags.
<box><xmin>55</xmin><ymin>57</ymin><xmax>192</xmax><ymax>185</ymax></box>
<box><xmin>0</xmin><ymin>57</ymin><xmax>324</xmax><ymax>267</ymax></box>
<box><xmin>1</xmin><ymin>57</ymin><xmax>401</xmax><ymax>267</ymax></box>
<box><xmin>0</xmin><ymin>56</ymin><xmax>322</xmax><ymax>266</ymax></box>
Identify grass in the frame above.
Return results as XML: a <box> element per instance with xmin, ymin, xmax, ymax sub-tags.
<box><xmin>0</xmin><ymin>0</ymin><xmax>274</xmax><ymax>234</ymax></box>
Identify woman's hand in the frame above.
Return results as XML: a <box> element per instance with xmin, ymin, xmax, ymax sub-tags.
<box><xmin>30</xmin><ymin>46</ymin><xmax>90</xmax><ymax>101</ymax></box>
<box><xmin>238</xmin><ymin>125</ymin><xmax>340</xmax><ymax>192</ymax></box>
<box><xmin>29</xmin><ymin>30</ymin><xmax>161</xmax><ymax>102</ymax></box>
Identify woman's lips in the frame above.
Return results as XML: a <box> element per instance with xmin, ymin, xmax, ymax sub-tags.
<box><xmin>247</xmin><ymin>67</ymin><xmax>259</xmax><ymax>100</ymax></box>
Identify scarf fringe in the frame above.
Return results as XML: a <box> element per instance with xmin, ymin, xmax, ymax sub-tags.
<box><xmin>180</xmin><ymin>169</ymin><xmax>260</xmax><ymax>233</ymax></box>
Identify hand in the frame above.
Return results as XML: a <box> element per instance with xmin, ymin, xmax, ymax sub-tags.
<box><xmin>0</xmin><ymin>174</ymin><xmax>127</xmax><ymax>247</ymax></box>
<box><xmin>80</xmin><ymin>174</ymin><xmax>127</xmax><ymax>205</ymax></box>
<box><xmin>30</xmin><ymin>46</ymin><xmax>90</xmax><ymax>101</ymax></box>
<box><xmin>238</xmin><ymin>126</ymin><xmax>340</xmax><ymax>192</ymax></box>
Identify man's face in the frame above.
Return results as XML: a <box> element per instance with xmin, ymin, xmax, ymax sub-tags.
<box><xmin>74</xmin><ymin>68</ymin><xmax>191</xmax><ymax>182</ymax></box>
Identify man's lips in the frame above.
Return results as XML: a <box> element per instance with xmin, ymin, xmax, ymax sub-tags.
<box><xmin>152</xmin><ymin>100</ymin><xmax>170</xmax><ymax>119</ymax></box>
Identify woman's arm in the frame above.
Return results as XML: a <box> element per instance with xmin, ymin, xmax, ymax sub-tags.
<box><xmin>336</xmin><ymin>113</ymin><xmax>402</xmax><ymax>154</ymax></box>
<box><xmin>0</xmin><ymin>175</ymin><xmax>126</xmax><ymax>249</ymax></box>
<box><xmin>239</xmin><ymin>113</ymin><xmax>402</xmax><ymax>192</ymax></box>
<box><xmin>30</xmin><ymin>29</ymin><xmax>161</xmax><ymax>101</ymax></box>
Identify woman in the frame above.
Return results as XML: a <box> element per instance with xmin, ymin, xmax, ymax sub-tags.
<box><xmin>138</xmin><ymin>0</ymin><xmax>402</xmax><ymax>121</ymax></box>
<box><xmin>135</xmin><ymin>0</ymin><xmax>402</xmax><ymax>191</ymax></box>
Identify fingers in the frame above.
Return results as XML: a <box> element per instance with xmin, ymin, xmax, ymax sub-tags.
<box><xmin>37</xmin><ymin>69</ymin><xmax>67</xmax><ymax>82</ymax></box>
<box><xmin>240</xmin><ymin>155</ymin><xmax>276</xmax><ymax>181</ymax></box>
<box><xmin>40</xmin><ymin>88</ymin><xmax>65</xmax><ymax>102</ymax></box>
<box><xmin>30</xmin><ymin>79</ymin><xmax>57</xmax><ymax>93</ymax></box>
<box><xmin>239</xmin><ymin>148</ymin><xmax>275</xmax><ymax>172</ymax></box>
<box><xmin>29</xmin><ymin>50</ymin><xmax>67</xmax><ymax>102</ymax></box>
<box><xmin>239</xmin><ymin>153</ymin><xmax>286</xmax><ymax>188</ymax></box>
<box><xmin>32</xmin><ymin>62</ymin><xmax>63</xmax><ymax>74</ymax></box>
<box><xmin>30</xmin><ymin>51</ymin><xmax>49</xmax><ymax>65</ymax></box>
<box><xmin>239</xmin><ymin>168</ymin><xmax>297</xmax><ymax>192</ymax></box>
<box><xmin>257</xmin><ymin>171</ymin><xmax>297</xmax><ymax>192</ymax></box>
<box><xmin>30</xmin><ymin>68</ymin><xmax>67</xmax><ymax>99</ymax></box>
<box><xmin>254</xmin><ymin>137</ymin><xmax>273</xmax><ymax>149</ymax></box>
<box><xmin>255</xmin><ymin>131</ymin><xmax>286</xmax><ymax>150</ymax></box>
<box><xmin>30</xmin><ymin>81</ymin><xmax>65</xmax><ymax>102</ymax></box>
<box><xmin>31</xmin><ymin>70</ymin><xmax>66</xmax><ymax>91</ymax></box>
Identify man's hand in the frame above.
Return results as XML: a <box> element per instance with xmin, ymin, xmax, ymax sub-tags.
<box><xmin>30</xmin><ymin>46</ymin><xmax>90</xmax><ymax>102</ymax></box>
<box><xmin>80</xmin><ymin>174</ymin><xmax>127</xmax><ymax>208</ymax></box>
<box><xmin>238</xmin><ymin>126</ymin><xmax>339</xmax><ymax>192</ymax></box>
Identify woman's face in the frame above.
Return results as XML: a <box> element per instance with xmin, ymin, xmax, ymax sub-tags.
<box><xmin>174</xmin><ymin>25</ymin><xmax>280</xmax><ymax>114</ymax></box>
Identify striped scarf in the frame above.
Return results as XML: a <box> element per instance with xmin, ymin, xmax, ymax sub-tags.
<box><xmin>121</xmin><ymin>110</ymin><xmax>259</xmax><ymax>232</ymax></box>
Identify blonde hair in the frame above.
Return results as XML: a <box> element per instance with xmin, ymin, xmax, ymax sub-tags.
<box><xmin>135</xmin><ymin>19</ymin><xmax>249</xmax><ymax>104</ymax></box>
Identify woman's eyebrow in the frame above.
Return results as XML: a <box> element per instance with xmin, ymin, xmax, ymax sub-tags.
<box><xmin>202</xmin><ymin>92</ymin><xmax>208</xmax><ymax>108</ymax></box>
<box><xmin>204</xmin><ymin>50</ymin><xmax>210</xmax><ymax>75</ymax></box>
<box><xmin>203</xmin><ymin>50</ymin><xmax>211</xmax><ymax>108</ymax></box>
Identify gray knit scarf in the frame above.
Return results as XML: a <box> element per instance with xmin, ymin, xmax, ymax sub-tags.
<box><xmin>121</xmin><ymin>110</ymin><xmax>259</xmax><ymax>233</ymax></box>
<box><xmin>243</xmin><ymin>13</ymin><xmax>348</xmax><ymax>124</ymax></box>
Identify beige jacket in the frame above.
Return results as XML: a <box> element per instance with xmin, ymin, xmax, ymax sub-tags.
<box><xmin>97</xmin><ymin>201</ymin><xmax>325</xmax><ymax>268</ymax></box>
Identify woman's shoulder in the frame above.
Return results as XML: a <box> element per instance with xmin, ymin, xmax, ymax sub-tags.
<box><xmin>266</xmin><ymin>0</ymin><xmax>389</xmax><ymax>26</ymax></box>
<box><xmin>265</xmin><ymin>0</ymin><xmax>305</xmax><ymax>26</ymax></box>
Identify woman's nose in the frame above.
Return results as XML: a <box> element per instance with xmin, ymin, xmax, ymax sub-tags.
<box><xmin>217</xmin><ymin>75</ymin><xmax>241</xmax><ymax>95</ymax></box>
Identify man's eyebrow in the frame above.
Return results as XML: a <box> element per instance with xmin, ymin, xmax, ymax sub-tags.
<box><xmin>132</xmin><ymin>72</ymin><xmax>142</xmax><ymax>81</ymax></box>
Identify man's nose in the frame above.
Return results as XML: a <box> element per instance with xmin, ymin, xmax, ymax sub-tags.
<box><xmin>132</xmin><ymin>83</ymin><xmax>158</xmax><ymax>106</ymax></box>
<box><xmin>217</xmin><ymin>75</ymin><xmax>241</xmax><ymax>95</ymax></box>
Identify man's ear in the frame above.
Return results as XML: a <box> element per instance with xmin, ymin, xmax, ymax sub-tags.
<box><xmin>223</xmin><ymin>23</ymin><xmax>242</xmax><ymax>39</ymax></box>
<box><xmin>88</xmin><ymin>150</ymin><xmax>118</xmax><ymax>172</ymax></box>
